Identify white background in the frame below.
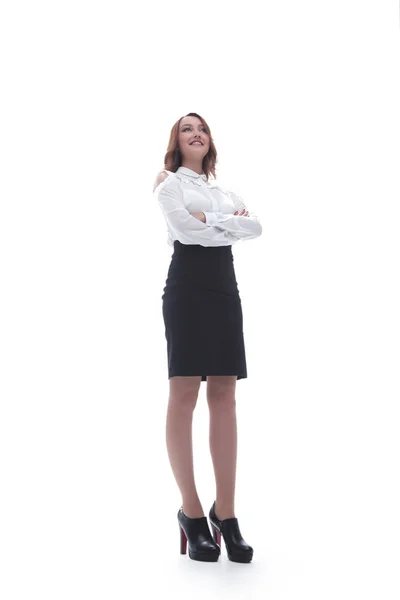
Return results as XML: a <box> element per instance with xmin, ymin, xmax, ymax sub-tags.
<box><xmin>1</xmin><ymin>1</ymin><xmax>399</xmax><ymax>598</ymax></box>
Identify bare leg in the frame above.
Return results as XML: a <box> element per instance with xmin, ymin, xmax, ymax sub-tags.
<box><xmin>207</xmin><ymin>376</ymin><xmax>238</xmax><ymax>520</ymax></box>
<box><xmin>166</xmin><ymin>376</ymin><xmax>204</xmax><ymax>518</ymax></box>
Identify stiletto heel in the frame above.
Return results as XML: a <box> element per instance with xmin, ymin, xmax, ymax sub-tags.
<box><xmin>179</xmin><ymin>524</ymin><xmax>188</xmax><ymax>555</ymax></box>
<box><xmin>177</xmin><ymin>507</ymin><xmax>220</xmax><ymax>562</ymax></box>
<box><xmin>209</xmin><ymin>501</ymin><xmax>254</xmax><ymax>563</ymax></box>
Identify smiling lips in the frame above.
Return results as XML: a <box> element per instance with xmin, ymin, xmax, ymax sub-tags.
<box><xmin>190</xmin><ymin>140</ymin><xmax>203</xmax><ymax>145</ymax></box>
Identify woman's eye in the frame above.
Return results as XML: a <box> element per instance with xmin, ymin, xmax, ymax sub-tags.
<box><xmin>182</xmin><ymin>126</ymin><xmax>208</xmax><ymax>133</ymax></box>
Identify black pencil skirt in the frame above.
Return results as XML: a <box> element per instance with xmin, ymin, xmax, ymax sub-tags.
<box><xmin>161</xmin><ymin>241</ymin><xmax>247</xmax><ymax>382</ymax></box>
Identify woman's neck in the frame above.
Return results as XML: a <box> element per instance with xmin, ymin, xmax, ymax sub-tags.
<box><xmin>181</xmin><ymin>159</ymin><xmax>204</xmax><ymax>175</ymax></box>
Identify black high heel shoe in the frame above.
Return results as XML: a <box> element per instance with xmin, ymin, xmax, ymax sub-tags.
<box><xmin>209</xmin><ymin>501</ymin><xmax>254</xmax><ymax>563</ymax></box>
<box><xmin>178</xmin><ymin>507</ymin><xmax>220</xmax><ymax>562</ymax></box>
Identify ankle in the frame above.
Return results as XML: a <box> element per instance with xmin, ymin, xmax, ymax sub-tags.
<box><xmin>214</xmin><ymin>502</ymin><xmax>235</xmax><ymax>520</ymax></box>
<box><xmin>182</xmin><ymin>500</ymin><xmax>204</xmax><ymax>519</ymax></box>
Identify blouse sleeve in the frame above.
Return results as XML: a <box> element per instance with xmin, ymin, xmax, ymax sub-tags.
<box><xmin>154</xmin><ymin>175</ymin><xmax>240</xmax><ymax>247</ymax></box>
<box><xmin>203</xmin><ymin>189</ymin><xmax>262</xmax><ymax>241</ymax></box>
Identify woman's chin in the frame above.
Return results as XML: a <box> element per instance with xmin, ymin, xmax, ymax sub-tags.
<box><xmin>187</xmin><ymin>148</ymin><xmax>208</xmax><ymax>157</ymax></box>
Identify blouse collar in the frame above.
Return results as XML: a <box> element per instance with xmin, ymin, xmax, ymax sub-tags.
<box><xmin>177</xmin><ymin>166</ymin><xmax>207</xmax><ymax>181</ymax></box>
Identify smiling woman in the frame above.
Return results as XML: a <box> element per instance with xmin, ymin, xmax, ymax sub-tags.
<box><xmin>153</xmin><ymin>113</ymin><xmax>261</xmax><ymax>245</ymax></box>
<box><xmin>160</xmin><ymin>112</ymin><xmax>217</xmax><ymax>180</ymax></box>
<box><xmin>153</xmin><ymin>111</ymin><xmax>261</xmax><ymax>564</ymax></box>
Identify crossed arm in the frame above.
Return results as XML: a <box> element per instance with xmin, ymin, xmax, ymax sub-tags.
<box><xmin>191</xmin><ymin>208</ymin><xmax>249</xmax><ymax>222</ymax></box>
<box><xmin>154</xmin><ymin>171</ymin><xmax>261</xmax><ymax>245</ymax></box>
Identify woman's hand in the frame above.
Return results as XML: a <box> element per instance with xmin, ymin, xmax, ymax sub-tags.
<box><xmin>190</xmin><ymin>212</ymin><xmax>206</xmax><ymax>223</ymax></box>
<box><xmin>234</xmin><ymin>208</ymin><xmax>249</xmax><ymax>217</ymax></box>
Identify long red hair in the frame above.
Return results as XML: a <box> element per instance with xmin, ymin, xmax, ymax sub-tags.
<box><xmin>163</xmin><ymin>112</ymin><xmax>218</xmax><ymax>181</ymax></box>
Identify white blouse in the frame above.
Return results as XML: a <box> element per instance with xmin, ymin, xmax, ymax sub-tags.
<box><xmin>153</xmin><ymin>166</ymin><xmax>263</xmax><ymax>247</ymax></box>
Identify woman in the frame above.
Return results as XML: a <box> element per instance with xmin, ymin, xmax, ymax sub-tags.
<box><xmin>153</xmin><ymin>112</ymin><xmax>262</xmax><ymax>563</ymax></box>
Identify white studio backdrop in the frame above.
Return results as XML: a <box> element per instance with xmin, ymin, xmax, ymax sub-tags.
<box><xmin>1</xmin><ymin>1</ymin><xmax>399</xmax><ymax>599</ymax></box>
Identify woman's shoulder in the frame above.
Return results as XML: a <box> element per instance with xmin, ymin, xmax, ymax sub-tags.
<box><xmin>152</xmin><ymin>169</ymin><xmax>178</xmax><ymax>192</ymax></box>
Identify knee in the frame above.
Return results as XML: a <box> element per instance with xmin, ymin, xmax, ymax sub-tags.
<box><xmin>168</xmin><ymin>376</ymin><xmax>201</xmax><ymax>413</ymax></box>
<box><xmin>207</xmin><ymin>394</ymin><xmax>236</xmax><ymax>411</ymax></box>
<box><xmin>169</xmin><ymin>392</ymin><xmax>198</xmax><ymax>414</ymax></box>
<box><xmin>207</xmin><ymin>389</ymin><xmax>236</xmax><ymax>413</ymax></box>
<box><xmin>206</xmin><ymin>376</ymin><xmax>237</xmax><ymax>411</ymax></box>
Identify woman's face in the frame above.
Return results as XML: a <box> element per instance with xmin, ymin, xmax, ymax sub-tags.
<box><xmin>177</xmin><ymin>116</ymin><xmax>210</xmax><ymax>160</ymax></box>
